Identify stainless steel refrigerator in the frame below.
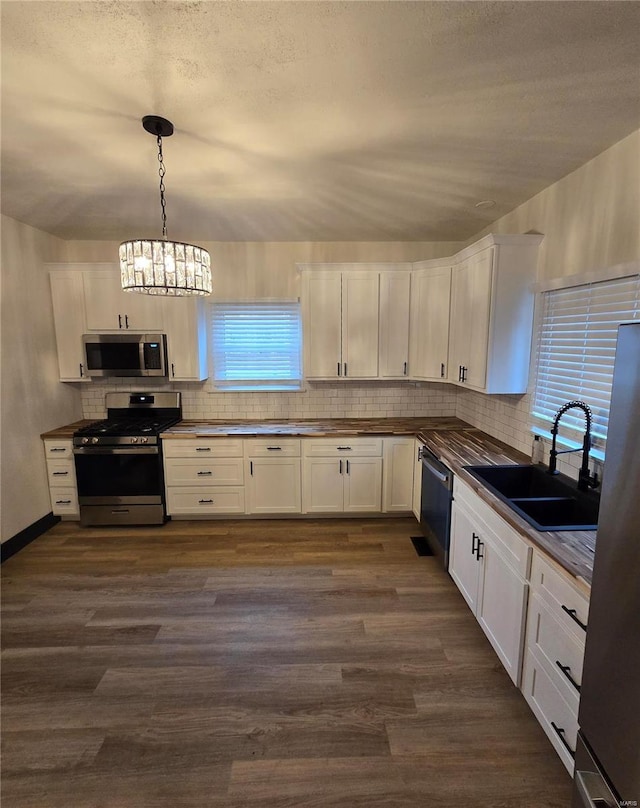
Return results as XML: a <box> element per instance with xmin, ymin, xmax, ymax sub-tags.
<box><xmin>572</xmin><ymin>322</ymin><xmax>640</xmax><ymax>806</ymax></box>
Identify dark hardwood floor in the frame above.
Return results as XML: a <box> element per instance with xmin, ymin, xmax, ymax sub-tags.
<box><xmin>1</xmin><ymin>518</ymin><xmax>572</xmax><ymax>807</ymax></box>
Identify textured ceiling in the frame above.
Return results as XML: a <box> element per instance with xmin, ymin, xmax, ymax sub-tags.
<box><xmin>1</xmin><ymin>1</ymin><xmax>639</xmax><ymax>242</ymax></box>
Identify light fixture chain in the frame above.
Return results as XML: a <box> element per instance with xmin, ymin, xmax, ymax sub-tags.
<box><xmin>156</xmin><ymin>134</ymin><xmax>168</xmax><ymax>240</ymax></box>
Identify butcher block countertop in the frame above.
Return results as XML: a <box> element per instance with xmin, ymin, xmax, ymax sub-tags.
<box><xmin>160</xmin><ymin>416</ymin><xmax>470</xmax><ymax>438</ymax></box>
<box><xmin>41</xmin><ymin>415</ymin><xmax>594</xmax><ymax>586</ymax></box>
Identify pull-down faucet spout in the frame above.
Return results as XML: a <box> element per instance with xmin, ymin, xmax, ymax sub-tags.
<box><xmin>548</xmin><ymin>400</ymin><xmax>599</xmax><ymax>492</ymax></box>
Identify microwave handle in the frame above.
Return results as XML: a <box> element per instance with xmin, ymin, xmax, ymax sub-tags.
<box><xmin>139</xmin><ymin>340</ymin><xmax>146</xmax><ymax>370</ymax></box>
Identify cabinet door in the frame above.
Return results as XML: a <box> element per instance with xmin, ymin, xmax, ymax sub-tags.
<box><xmin>412</xmin><ymin>440</ymin><xmax>422</xmax><ymax>520</ymax></box>
<box><xmin>84</xmin><ymin>269</ymin><xmax>163</xmax><ymax>331</ymax></box>
<box><xmin>447</xmin><ymin>260</ymin><xmax>472</xmax><ymax>383</ymax></box>
<box><xmin>247</xmin><ymin>457</ymin><xmax>301</xmax><ymax>514</ymax></box>
<box><xmin>302</xmin><ymin>457</ymin><xmax>344</xmax><ymax>513</ymax></box>
<box><xmin>410</xmin><ymin>266</ymin><xmax>451</xmax><ymax>381</ymax></box>
<box><xmin>341</xmin><ymin>272</ymin><xmax>379</xmax><ymax>378</ymax></box>
<box><xmin>476</xmin><ymin>537</ymin><xmax>528</xmax><ymax>685</ymax></box>
<box><xmin>301</xmin><ymin>272</ymin><xmax>342</xmax><ymax>379</ymax></box>
<box><xmin>344</xmin><ymin>457</ymin><xmax>382</xmax><ymax>512</ymax></box>
<box><xmin>465</xmin><ymin>247</ymin><xmax>493</xmax><ymax>389</ymax></box>
<box><xmin>163</xmin><ymin>297</ymin><xmax>208</xmax><ymax>381</ymax></box>
<box><xmin>449</xmin><ymin>502</ymin><xmax>480</xmax><ymax>612</ymax></box>
<box><xmin>379</xmin><ymin>272</ymin><xmax>410</xmax><ymax>378</ymax></box>
<box><xmin>49</xmin><ymin>271</ymin><xmax>88</xmax><ymax>381</ymax></box>
<box><xmin>382</xmin><ymin>438</ymin><xmax>414</xmax><ymax>512</ymax></box>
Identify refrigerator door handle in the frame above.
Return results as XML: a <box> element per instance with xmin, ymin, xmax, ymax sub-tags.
<box><xmin>574</xmin><ymin>770</ymin><xmax>618</xmax><ymax>807</ymax></box>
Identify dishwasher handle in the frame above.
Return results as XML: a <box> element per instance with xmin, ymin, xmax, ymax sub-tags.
<box><xmin>421</xmin><ymin>449</ymin><xmax>453</xmax><ymax>489</ymax></box>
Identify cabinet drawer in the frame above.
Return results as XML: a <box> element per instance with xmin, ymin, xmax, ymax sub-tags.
<box><xmin>46</xmin><ymin>460</ymin><xmax>76</xmax><ymax>487</ymax></box>
<box><xmin>303</xmin><ymin>438</ymin><xmax>383</xmax><ymax>457</ymax></box>
<box><xmin>164</xmin><ymin>457</ymin><xmax>244</xmax><ymax>486</ymax></box>
<box><xmin>166</xmin><ymin>487</ymin><xmax>245</xmax><ymax>515</ymax></box>
<box><xmin>162</xmin><ymin>439</ymin><xmax>243</xmax><ymax>458</ymax></box>
<box><xmin>44</xmin><ymin>440</ymin><xmax>74</xmax><ymax>458</ymax></box>
<box><xmin>522</xmin><ymin>647</ymin><xmax>577</xmax><ymax>774</ymax></box>
<box><xmin>531</xmin><ymin>551</ymin><xmax>590</xmax><ymax>640</ymax></box>
<box><xmin>526</xmin><ymin>593</ymin><xmax>584</xmax><ymax>712</ymax></box>
<box><xmin>50</xmin><ymin>486</ymin><xmax>79</xmax><ymax>515</ymax></box>
<box><xmin>245</xmin><ymin>439</ymin><xmax>301</xmax><ymax>457</ymax></box>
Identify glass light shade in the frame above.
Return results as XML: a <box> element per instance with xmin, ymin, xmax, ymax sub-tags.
<box><xmin>119</xmin><ymin>239</ymin><xmax>212</xmax><ymax>296</ymax></box>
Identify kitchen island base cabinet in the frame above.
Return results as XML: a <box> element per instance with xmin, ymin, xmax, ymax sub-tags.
<box><xmin>449</xmin><ymin>478</ymin><xmax>531</xmax><ymax>685</ymax></box>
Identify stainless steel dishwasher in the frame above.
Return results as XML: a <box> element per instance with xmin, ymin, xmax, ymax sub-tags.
<box><xmin>419</xmin><ymin>446</ymin><xmax>454</xmax><ymax>568</ymax></box>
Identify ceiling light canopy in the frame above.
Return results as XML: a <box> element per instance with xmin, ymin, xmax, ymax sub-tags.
<box><xmin>119</xmin><ymin>115</ymin><xmax>212</xmax><ymax>296</ymax></box>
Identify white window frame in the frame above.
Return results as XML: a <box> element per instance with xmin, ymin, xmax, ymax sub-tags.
<box><xmin>209</xmin><ymin>300</ymin><xmax>303</xmax><ymax>392</ymax></box>
<box><xmin>530</xmin><ymin>263</ymin><xmax>640</xmax><ymax>460</ymax></box>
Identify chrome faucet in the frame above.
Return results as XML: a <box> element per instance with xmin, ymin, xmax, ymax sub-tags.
<box><xmin>548</xmin><ymin>400</ymin><xmax>599</xmax><ymax>491</ymax></box>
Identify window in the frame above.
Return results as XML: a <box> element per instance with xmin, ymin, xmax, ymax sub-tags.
<box><xmin>532</xmin><ymin>274</ymin><xmax>640</xmax><ymax>454</ymax></box>
<box><xmin>210</xmin><ymin>302</ymin><xmax>302</xmax><ymax>391</ymax></box>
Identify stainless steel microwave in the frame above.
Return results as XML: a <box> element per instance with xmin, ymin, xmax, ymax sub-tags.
<box><xmin>82</xmin><ymin>333</ymin><xmax>168</xmax><ymax>378</ymax></box>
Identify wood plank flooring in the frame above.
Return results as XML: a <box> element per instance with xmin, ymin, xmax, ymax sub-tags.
<box><xmin>1</xmin><ymin>518</ymin><xmax>572</xmax><ymax>807</ymax></box>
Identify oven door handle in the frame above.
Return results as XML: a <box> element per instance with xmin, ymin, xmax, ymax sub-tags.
<box><xmin>73</xmin><ymin>447</ymin><xmax>159</xmax><ymax>455</ymax></box>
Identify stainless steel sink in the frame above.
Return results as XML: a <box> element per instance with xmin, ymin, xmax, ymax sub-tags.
<box><xmin>464</xmin><ymin>464</ymin><xmax>599</xmax><ymax>531</ymax></box>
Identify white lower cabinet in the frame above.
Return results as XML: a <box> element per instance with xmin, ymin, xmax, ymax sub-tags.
<box><xmin>164</xmin><ymin>439</ymin><xmax>245</xmax><ymax>516</ymax></box>
<box><xmin>302</xmin><ymin>438</ymin><xmax>383</xmax><ymax>514</ymax></box>
<box><xmin>43</xmin><ymin>439</ymin><xmax>79</xmax><ymax>517</ymax></box>
<box><xmin>449</xmin><ymin>477</ymin><xmax>531</xmax><ymax>685</ymax></box>
<box><xmin>521</xmin><ymin>550</ymin><xmax>590</xmax><ymax>774</ymax></box>
<box><xmin>382</xmin><ymin>437</ymin><xmax>414</xmax><ymax>512</ymax></box>
<box><xmin>245</xmin><ymin>440</ymin><xmax>301</xmax><ymax>514</ymax></box>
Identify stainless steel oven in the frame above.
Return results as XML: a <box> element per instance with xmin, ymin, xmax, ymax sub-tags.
<box><xmin>419</xmin><ymin>446</ymin><xmax>454</xmax><ymax>567</ymax></box>
<box><xmin>73</xmin><ymin>392</ymin><xmax>181</xmax><ymax>526</ymax></box>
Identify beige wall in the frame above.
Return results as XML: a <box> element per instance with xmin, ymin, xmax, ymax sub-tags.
<box><xmin>63</xmin><ymin>240</ymin><xmax>463</xmax><ymax>300</ymax></box>
<box><xmin>0</xmin><ymin>215</ymin><xmax>82</xmax><ymax>543</ymax></box>
<box><xmin>457</xmin><ymin>129</ymin><xmax>640</xmax><ymax>476</ymax></box>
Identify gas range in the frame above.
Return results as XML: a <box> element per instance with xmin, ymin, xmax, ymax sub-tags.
<box><xmin>73</xmin><ymin>393</ymin><xmax>182</xmax><ymax>447</ymax></box>
<box><xmin>72</xmin><ymin>392</ymin><xmax>182</xmax><ymax>526</ymax></box>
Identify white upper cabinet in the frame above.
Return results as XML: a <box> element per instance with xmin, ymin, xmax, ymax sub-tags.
<box><xmin>446</xmin><ymin>235</ymin><xmax>543</xmax><ymax>394</ymax></box>
<box><xmin>49</xmin><ymin>270</ymin><xmax>89</xmax><ymax>382</ymax></box>
<box><xmin>162</xmin><ymin>297</ymin><xmax>208</xmax><ymax>381</ymax></box>
<box><xmin>409</xmin><ymin>262</ymin><xmax>451</xmax><ymax>382</ymax></box>
<box><xmin>46</xmin><ymin>264</ymin><xmax>208</xmax><ymax>382</ymax></box>
<box><xmin>300</xmin><ymin>266</ymin><xmax>384</xmax><ymax>380</ymax></box>
<box><xmin>83</xmin><ymin>267</ymin><xmax>164</xmax><ymax>332</ymax></box>
<box><xmin>379</xmin><ymin>271</ymin><xmax>411</xmax><ymax>379</ymax></box>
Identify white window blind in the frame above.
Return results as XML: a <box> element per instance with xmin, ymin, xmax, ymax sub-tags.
<box><xmin>532</xmin><ymin>274</ymin><xmax>640</xmax><ymax>449</ymax></box>
<box><xmin>210</xmin><ymin>302</ymin><xmax>302</xmax><ymax>391</ymax></box>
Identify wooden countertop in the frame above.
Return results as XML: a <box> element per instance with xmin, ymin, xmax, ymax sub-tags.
<box><xmin>160</xmin><ymin>416</ymin><xmax>472</xmax><ymax>438</ymax></box>
<box><xmin>41</xmin><ymin>415</ymin><xmax>594</xmax><ymax>586</ymax></box>
<box><xmin>418</xmin><ymin>429</ymin><xmax>595</xmax><ymax>589</ymax></box>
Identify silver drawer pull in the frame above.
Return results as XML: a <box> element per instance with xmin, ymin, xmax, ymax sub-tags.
<box><xmin>197</xmin><ymin>471</ymin><xmax>212</xmax><ymax>476</ymax></box>
<box><xmin>199</xmin><ymin>499</ymin><xmax>213</xmax><ymax>504</ymax></box>
<box><xmin>195</xmin><ymin>447</ymin><xmax>211</xmax><ymax>452</ymax></box>
<box><xmin>52</xmin><ymin>471</ymin><xmax>69</xmax><ymax>476</ymax></box>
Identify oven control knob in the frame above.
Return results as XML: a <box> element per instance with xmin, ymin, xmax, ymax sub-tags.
<box><xmin>91</xmin><ymin>437</ymin><xmax>99</xmax><ymax>444</ymax></box>
<box><xmin>82</xmin><ymin>437</ymin><xmax>89</xmax><ymax>444</ymax></box>
<box><xmin>131</xmin><ymin>437</ymin><xmax>138</xmax><ymax>444</ymax></box>
<box><xmin>141</xmin><ymin>437</ymin><xmax>149</xmax><ymax>444</ymax></box>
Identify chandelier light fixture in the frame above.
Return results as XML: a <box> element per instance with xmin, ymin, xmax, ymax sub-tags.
<box><xmin>119</xmin><ymin>115</ymin><xmax>212</xmax><ymax>296</ymax></box>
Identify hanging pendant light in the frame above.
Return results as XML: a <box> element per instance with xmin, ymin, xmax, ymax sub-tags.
<box><xmin>120</xmin><ymin>115</ymin><xmax>212</xmax><ymax>296</ymax></box>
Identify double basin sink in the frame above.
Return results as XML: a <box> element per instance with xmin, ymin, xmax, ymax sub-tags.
<box><xmin>464</xmin><ymin>464</ymin><xmax>599</xmax><ymax>532</ymax></box>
